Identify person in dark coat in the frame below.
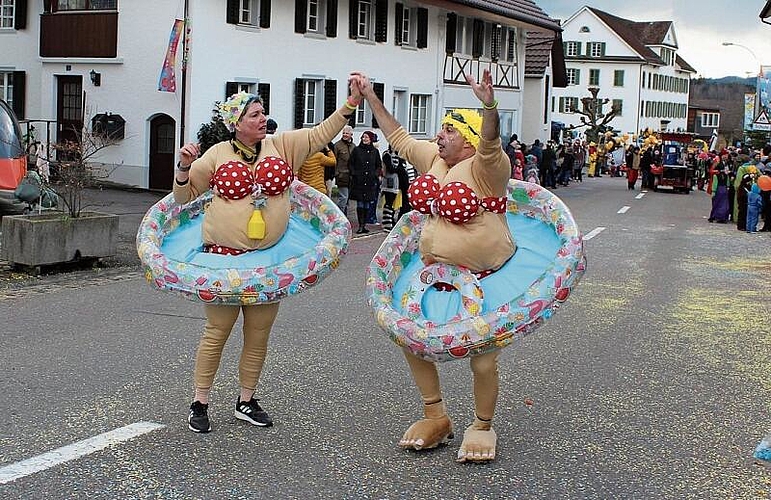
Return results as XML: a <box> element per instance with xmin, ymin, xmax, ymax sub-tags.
<box><xmin>349</xmin><ymin>130</ymin><xmax>382</xmax><ymax>233</ymax></box>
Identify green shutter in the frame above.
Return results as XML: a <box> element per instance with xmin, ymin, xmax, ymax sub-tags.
<box><xmin>259</xmin><ymin>0</ymin><xmax>271</xmax><ymax>29</ymax></box>
<box><xmin>559</xmin><ymin>97</ymin><xmax>565</xmax><ymax>112</ymax></box>
<box><xmin>601</xmin><ymin>42</ymin><xmax>606</xmax><ymax>56</ymax></box>
<box><xmin>575</xmin><ymin>69</ymin><xmax>581</xmax><ymax>85</ymax></box>
<box><xmin>326</xmin><ymin>0</ymin><xmax>337</xmax><ymax>37</ymax></box>
<box><xmin>294</xmin><ymin>79</ymin><xmax>306</xmax><ymax>129</ymax></box>
<box><xmin>576</xmin><ymin>42</ymin><xmax>582</xmax><ymax>56</ymax></box>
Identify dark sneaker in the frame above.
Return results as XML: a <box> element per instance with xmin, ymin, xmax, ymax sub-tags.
<box><xmin>235</xmin><ymin>397</ymin><xmax>273</xmax><ymax>427</ymax></box>
<box><xmin>188</xmin><ymin>401</ymin><xmax>211</xmax><ymax>433</ymax></box>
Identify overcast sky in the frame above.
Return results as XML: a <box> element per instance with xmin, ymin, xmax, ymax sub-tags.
<box><xmin>537</xmin><ymin>1</ymin><xmax>771</xmax><ymax>79</ymax></box>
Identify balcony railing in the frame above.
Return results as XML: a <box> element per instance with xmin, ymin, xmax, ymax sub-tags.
<box><xmin>443</xmin><ymin>55</ymin><xmax>519</xmax><ymax>89</ymax></box>
<box><xmin>40</xmin><ymin>11</ymin><xmax>118</xmax><ymax>58</ymax></box>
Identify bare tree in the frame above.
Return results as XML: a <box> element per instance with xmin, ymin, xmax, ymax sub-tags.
<box><xmin>564</xmin><ymin>86</ymin><xmax>620</xmax><ymax>143</ymax></box>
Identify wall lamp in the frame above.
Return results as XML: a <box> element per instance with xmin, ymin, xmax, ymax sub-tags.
<box><xmin>89</xmin><ymin>69</ymin><xmax>101</xmax><ymax>86</ymax></box>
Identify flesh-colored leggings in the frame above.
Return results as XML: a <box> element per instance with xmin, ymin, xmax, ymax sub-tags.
<box><xmin>403</xmin><ymin>348</ymin><xmax>499</xmax><ymax>420</ymax></box>
<box><xmin>194</xmin><ymin>302</ymin><xmax>280</xmax><ymax>391</ymax></box>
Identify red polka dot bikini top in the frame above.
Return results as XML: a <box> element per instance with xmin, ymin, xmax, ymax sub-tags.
<box><xmin>210</xmin><ymin>156</ymin><xmax>294</xmax><ymax>200</ymax></box>
<box><xmin>407</xmin><ymin>173</ymin><xmax>507</xmax><ymax>224</ymax></box>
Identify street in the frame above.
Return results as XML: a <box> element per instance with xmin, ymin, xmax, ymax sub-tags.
<box><xmin>1</xmin><ymin>177</ymin><xmax>770</xmax><ymax>499</ymax></box>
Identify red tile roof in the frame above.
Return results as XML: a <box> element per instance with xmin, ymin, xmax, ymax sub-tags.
<box><xmin>586</xmin><ymin>6</ymin><xmax>695</xmax><ymax>72</ymax></box>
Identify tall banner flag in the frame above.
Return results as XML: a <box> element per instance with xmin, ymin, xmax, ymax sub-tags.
<box><xmin>158</xmin><ymin>19</ymin><xmax>184</xmax><ymax>92</ymax></box>
<box><xmin>745</xmin><ymin>93</ymin><xmax>756</xmax><ymax>131</ymax></box>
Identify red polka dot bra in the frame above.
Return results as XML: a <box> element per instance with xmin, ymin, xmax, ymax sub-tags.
<box><xmin>407</xmin><ymin>173</ymin><xmax>507</xmax><ymax>224</ymax></box>
<box><xmin>210</xmin><ymin>156</ymin><xmax>294</xmax><ymax>200</ymax></box>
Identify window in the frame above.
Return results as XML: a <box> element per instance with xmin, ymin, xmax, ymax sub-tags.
<box><xmin>239</xmin><ymin>0</ymin><xmax>259</xmax><ymax>25</ymax></box>
<box><xmin>559</xmin><ymin>97</ymin><xmax>578</xmax><ymax>113</ymax></box>
<box><xmin>454</xmin><ymin>16</ymin><xmax>474</xmax><ymax>56</ymax></box>
<box><xmin>579</xmin><ymin>26</ymin><xmax>590</xmax><ymax>33</ymax></box>
<box><xmin>409</xmin><ymin>94</ymin><xmax>429</xmax><ymax>134</ymax></box>
<box><xmin>589</xmin><ymin>69</ymin><xmax>600</xmax><ymax>86</ymax></box>
<box><xmin>307</xmin><ymin>0</ymin><xmax>321</xmax><ymax>32</ymax></box>
<box><xmin>225</xmin><ymin>81</ymin><xmax>271</xmax><ymax>114</ymax></box>
<box><xmin>357</xmin><ymin>0</ymin><xmax>372</xmax><ymax>39</ymax></box>
<box><xmin>392</xmin><ymin>89</ymin><xmax>407</xmax><ymax>124</ymax></box>
<box><xmin>701</xmin><ymin>112</ymin><xmax>719</xmax><ymax>128</ymax></box>
<box><xmin>612</xmin><ymin>99</ymin><xmax>623</xmax><ymax>116</ymax></box>
<box><xmin>303</xmin><ymin>79</ymin><xmax>319</xmax><ymax>125</ymax></box>
<box><xmin>56</xmin><ymin>0</ymin><xmax>117</xmax><ymax>10</ymax></box>
<box><xmin>587</xmin><ymin>42</ymin><xmax>605</xmax><ymax>57</ymax></box>
<box><xmin>566</xmin><ymin>68</ymin><xmax>579</xmax><ymax>86</ymax></box>
<box><xmin>0</xmin><ymin>72</ymin><xmax>13</xmax><ymax>109</ymax></box>
<box><xmin>355</xmin><ymin>101</ymin><xmax>367</xmax><ymax>126</ymax></box>
<box><xmin>613</xmin><ymin>70</ymin><xmax>624</xmax><ymax>87</ymax></box>
<box><xmin>565</xmin><ymin>41</ymin><xmax>579</xmax><ymax>57</ymax></box>
<box><xmin>400</xmin><ymin>5</ymin><xmax>411</xmax><ymax>45</ymax></box>
<box><xmin>1</xmin><ymin>0</ymin><xmax>13</xmax><ymax>28</ymax></box>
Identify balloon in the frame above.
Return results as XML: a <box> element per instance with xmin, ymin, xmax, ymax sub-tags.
<box><xmin>758</xmin><ymin>175</ymin><xmax>771</xmax><ymax>191</ymax></box>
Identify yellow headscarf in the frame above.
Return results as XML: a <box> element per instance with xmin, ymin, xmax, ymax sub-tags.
<box><xmin>441</xmin><ymin>109</ymin><xmax>482</xmax><ymax>149</ymax></box>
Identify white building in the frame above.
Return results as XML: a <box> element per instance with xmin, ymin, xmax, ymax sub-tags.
<box><xmin>1</xmin><ymin>0</ymin><xmax>562</xmax><ymax>190</ymax></box>
<box><xmin>551</xmin><ymin>6</ymin><xmax>696</xmax><ymax>140</ymax></box>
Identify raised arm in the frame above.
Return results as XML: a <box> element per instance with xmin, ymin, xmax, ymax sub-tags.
<box><xmin>465</xmin><ymin>68</ymin><xmax>499</xmax><ymax>140</ymax></box>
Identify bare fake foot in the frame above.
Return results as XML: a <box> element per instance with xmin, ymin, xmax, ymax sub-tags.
<box><xmin>456</xmin><ymin>419</ymin><xmax>496</xmax><ymax>462</ymax></box>
<box><xmin>399</xmin><ymin>415</ymin><xmax>454</xmax><ymax>450</ymax></box>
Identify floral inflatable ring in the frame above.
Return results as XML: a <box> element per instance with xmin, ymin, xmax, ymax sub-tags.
<box><xmin>402</xmin><ymin>263</ymin><xmax>484</xmax><ymax>324</ymax></box>
<box><xmin>366</xmin><ymin>179</ymin><xmax>587</xmax><ymax>363</ymax></box>
<box><xmin>137</xmin><ymin>178</ymin><xmax>351</xmax><ymax>305</ymax></box>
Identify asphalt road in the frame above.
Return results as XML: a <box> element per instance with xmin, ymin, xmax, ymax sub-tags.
<box><xmin>1</xmin><ymin>178</ymin><xmax>770</xmax><ymax>499</ymax></box>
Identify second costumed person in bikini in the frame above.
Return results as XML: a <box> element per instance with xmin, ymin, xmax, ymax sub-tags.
<box><xmin>352</xmin><ymin>69</ymin><xmax>513</xmax><ymax>462</ymax></box>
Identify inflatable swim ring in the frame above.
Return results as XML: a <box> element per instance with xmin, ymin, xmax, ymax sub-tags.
<box><xmin>366</xmin><ymin>179</ymin><xmax>586</xmax><ymax>362</ymax></box>
<box><xmin>137</xmin><ymin>180</ymin><xmax>351</xmax><ymax>305</ymax></box>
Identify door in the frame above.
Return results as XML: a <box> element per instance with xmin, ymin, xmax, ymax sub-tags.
<box><xmin>56</xmin><ymin>75</ymin><xmax>83</xmax><ymax>157</ymax></box>
<box><xmin>149</xmin><ymin>114</ymin><xmax>175</xmax><ymax>190</ymax></box>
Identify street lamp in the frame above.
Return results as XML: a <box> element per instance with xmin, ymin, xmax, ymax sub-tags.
<box><xmin>721</xmin><ymin>42</ymin><xmax>762</xmax><ymax>76</ymax></box>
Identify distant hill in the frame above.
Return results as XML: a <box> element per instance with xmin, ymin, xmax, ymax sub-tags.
<box><xmin>704</xmin><ymin>76</ymin><xmax>756</xmax><ymax>86</ymax></box>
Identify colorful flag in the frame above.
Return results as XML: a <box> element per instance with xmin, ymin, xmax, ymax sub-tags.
<box><xmin>158</xmin><ymin>19</ymin><xmax>184</xmax><ymax>92</ymax></box>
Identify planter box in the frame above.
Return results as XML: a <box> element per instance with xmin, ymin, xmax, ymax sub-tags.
<box><xmin>1</xmin><ymin>211</ymin><xmax>119</xmax><ymax>266</ymax></box>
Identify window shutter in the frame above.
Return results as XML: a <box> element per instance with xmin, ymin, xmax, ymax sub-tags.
<box><xmin>226</xmin><ymin>0</ymin><xmax>239</xmax><ymax>25</ymax></box>
<box><xmin>394</xmin><ymin>3</ymin><xmax>403</xmax><ymax>46</ymax></box>
<box><xmin>225</xmin><ymin>81</ymin><xmax>239</xmax><ymax>99</ymax></box>
<box><xmin>576</xmin><ymin>42</ymin><xmax>581</xmax><ymax>56</ymax></box>
<box><xmin>12</xmin><ymin>71</ymin><xmax>25</xmax><ymax>119</ymax></box>
<box><xmin>259</xmin><ymin>0</ymin><xmax>271</xmax><ymax>28</ymax></box>
<box><xmin>491</xmin><ymin>24</ymin><xmax>501</xmax><ymax>62</ymax></box>
<box><xmin>348</xmin><ymin>0</ymin><xmax>357</xmax><ymax>39</ymax></box>
<box><xmin>559</xmin><ymin>97</ymin><xmax>564</xmax><ymax>113</ymax></box>
<box><xmin>445</xmin><ymin>13</ymin><xmax>457</xmax><ymax>54</ymax></box>
<box><xmin>562</xmin><ymin>42</ymin><xmax>567</xmax><ymax>54</ymax></box>
<box><xmin>295</xmin><ymin>0</ymin><xmax>307</xmax><ymax>34</ymax></box>
<box><xmin>371</xmin><ymin>82</ymin><xmax>384</xmax><ymax>128</ymax></box>
<box><xmin>601</xmin><ymin>42</ymin><xmax>606</xmax><ymax>56</ymax></box>
<box><xmin>294</xmin><ymin>79</ymin><xmax>306</xmax><ymax>129</ymax></box>
<box><xmin>15</xmin><ymin>0</ymin><xmax>28</xmax><ymax>29</ymax></box>
<box><xmin>324</xmin><ymin>79</ymin><xmax>337</xmax><ymax>119</ymax></box>
<box><xmin>472</xmin><ymin>19</ymin><xmax>484</xmax><ymax>59</ymax></box>
<box><xmin>416</xmin><ymin>8</ymin><xmax>427</xmax><ymax>48</ymax></box>
<box><xmin>258</xmin><ymin>83</ymin><xmax>271</xmax><ymax>115</ymax></box>
<box><xmin>375</xmin><ymin>0</ymin><xmax>388</xmax><ymax>43</ymax></box>
<box><xmin>326</xmin><ymin>0</ymin><xmax>338</xmax><ymax>37</ymax></box>
<box><xmin>575</xmin><ymin>69</ymin><xmax>580</xmax><ymax>84</ymax></box>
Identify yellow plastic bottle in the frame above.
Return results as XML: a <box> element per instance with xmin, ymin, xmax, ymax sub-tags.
<box><xmin>247</xmin><ymin>209</ymin><xmax>266</xmax><ymax>239</ymax></box>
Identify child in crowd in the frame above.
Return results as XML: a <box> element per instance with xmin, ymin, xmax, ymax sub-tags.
<box><xmin>746</xmin><ymin>183</ymin><xmax>763</xmax><ymax>233</ymax></box>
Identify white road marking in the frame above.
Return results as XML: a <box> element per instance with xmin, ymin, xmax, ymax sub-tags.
<box><xmin>0</xmin><ymin>421</ymin><xmax>165</xmax><ymax>484</ymax></box>
<box><xmin>583</xmin><ymin>227</ymin><xmax>606</xmax><ymax>240</ymax></box>
<box><xmin>617</xmin><ymin>206</ymin><xmax>631</xmax><ymax>214</ymax></box>
<box><xmin>635</xmin><ymin>192</ymin><xmax>645</xmax><ymax>199</ymax></box>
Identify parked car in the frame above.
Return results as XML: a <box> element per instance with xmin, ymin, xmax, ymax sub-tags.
<box><xmin>0</xmin><ymin>99</ymin><xmax>27</xmax><ymax>215</ymax></box>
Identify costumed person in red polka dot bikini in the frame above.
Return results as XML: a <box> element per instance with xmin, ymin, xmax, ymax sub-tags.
<box><xmin>174</xmin><ymin>84</ymin><xmax>362</xmax><ymax>433</ymax></box>
<box><xmin>352</xmin><ymin>69</ymin><xmax>514</xmax><ymax>462</ymax></box>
